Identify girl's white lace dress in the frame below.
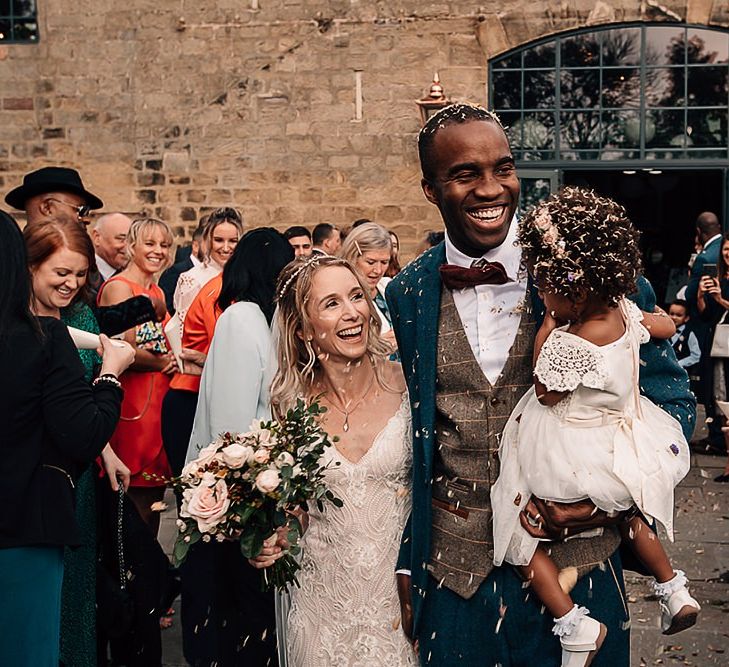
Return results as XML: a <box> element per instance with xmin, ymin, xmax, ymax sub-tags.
<box><xmin>491</xmin><ymin>299</ymin><xmax>690</xmax><ymax>567</ymax></box>
<box><xmin>286</xmin><ymin>395</ymin><xmax>415</xmax><ymax>667</ymax></box>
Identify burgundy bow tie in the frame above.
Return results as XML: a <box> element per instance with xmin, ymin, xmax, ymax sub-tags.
<box><xmin>439</xmin><ymin>261</ymin><xmax>509</xmax><ymax>290</ymax></box>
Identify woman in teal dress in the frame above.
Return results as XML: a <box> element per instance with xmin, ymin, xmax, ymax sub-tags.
<box><xmin>24</xmin><ymin>220</ymin><xmax>131</xmax><ymax>666</ymax></box>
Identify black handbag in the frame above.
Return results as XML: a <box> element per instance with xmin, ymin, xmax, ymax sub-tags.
<box><xmin>96</xmin><ymin>486</ymin><xmax>135</xmax><ymax>639</ymax></box>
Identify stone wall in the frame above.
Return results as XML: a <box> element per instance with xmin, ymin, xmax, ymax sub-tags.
<box><xmin>0</xmin><ymin>0</ymin><xmax>725</xmax><ymax>255</ymax></box>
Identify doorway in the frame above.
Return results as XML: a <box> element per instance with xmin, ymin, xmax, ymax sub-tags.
<box><xmin>563</xmin><ymin>169</ymin><xmax>725</xmax><ymax>305</ymax></box>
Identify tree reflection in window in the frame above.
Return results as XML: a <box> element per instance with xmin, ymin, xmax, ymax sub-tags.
<box><xmin>0</xmin><ymin>0</ymin><xmax>38</xmax><ymax>42</ymax></box>
<box><xmin>489</xmin><ymin>23</ymin><xmax>729</xmax><ymax>161</ymax></box>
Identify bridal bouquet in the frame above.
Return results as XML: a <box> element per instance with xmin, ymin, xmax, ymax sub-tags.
<box><xmin>171</xmin><ymin>400</ymin><xmax>342</xmax><ymax>591</ymax></box>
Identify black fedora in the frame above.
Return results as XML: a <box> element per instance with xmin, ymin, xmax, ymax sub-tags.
<box><xmin>5</xmin><ymin>166</ymin><xmax>104</xmax><ymax>210</ymax></box>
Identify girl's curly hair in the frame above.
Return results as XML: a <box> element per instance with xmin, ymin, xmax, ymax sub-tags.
<box><xmin>517</xmin><ymin>186</ymin><xmax>642</xmax><ymax>307</ymax></box>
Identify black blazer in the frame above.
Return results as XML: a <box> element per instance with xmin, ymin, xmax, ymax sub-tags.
<box><xmin>0</xmin><ymin>317</ymin><xmax>122</xmax><ymax>549</ymax></box>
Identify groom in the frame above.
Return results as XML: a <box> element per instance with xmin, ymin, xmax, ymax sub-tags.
<box><xmin>386</xmin><ymin>104</ymin><xmax>695</xmax><ymax>665</ymax></box>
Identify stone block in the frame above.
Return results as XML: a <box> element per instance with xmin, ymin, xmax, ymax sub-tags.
<box><xmin>3</xmin><ymin>97</ymin><xmax>34</xmax><ymax>111</ymax></box>
<box><xmin>687</xmin><ymin>0</ymin><xmax>715</xmax><ymax>24</ymax></box>
<box><xmin>329</xmin><ymin>154</ymin><xmax>360</xmax><ymax>168</ymax></box>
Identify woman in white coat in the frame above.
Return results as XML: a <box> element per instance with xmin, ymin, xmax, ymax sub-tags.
<box><xmin>181</xmin><ymin>228</ymin><xmax>294</xmax><ymax>667</ymax></box>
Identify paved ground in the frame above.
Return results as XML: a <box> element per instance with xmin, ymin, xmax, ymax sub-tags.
<box><xmin>158</xmin><ymin>438</ymin><xmax>729</xmax><ymax>666</ymax></box>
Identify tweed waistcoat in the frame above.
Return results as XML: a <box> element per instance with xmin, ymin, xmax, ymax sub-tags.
<box><xmin>429</xmin><ymin>286</ymin><xmax>535</xmax><ymax>598</ymax></box>
<box><xmin>429</xmin><ymin>286</ymin><xmax>621</xmax><ymax>599</ymax></box>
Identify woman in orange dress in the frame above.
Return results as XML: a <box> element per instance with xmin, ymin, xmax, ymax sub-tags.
<box><xmin>98</xmin><ymin>217</ymin><xmax>177</xmax><ymax>534</ymax></box>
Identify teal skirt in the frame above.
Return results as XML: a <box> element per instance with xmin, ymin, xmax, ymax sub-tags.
<box><xmin>0</xmin><ymin>546</ymin><xmax>64</xmax><ymax>667</ymax></box>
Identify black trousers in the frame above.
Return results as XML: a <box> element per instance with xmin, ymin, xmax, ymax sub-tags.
<box><xmin>180</xmin><ymin>540</ymin><xmax>278</xmax><ymax>666</ymax></box>
<box><xmin>161</xmin><ymin>388</ymin><xmax>198</xmax><ymax>478</ymax></box>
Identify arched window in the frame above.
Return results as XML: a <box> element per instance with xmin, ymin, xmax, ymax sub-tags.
<box><xmin>489</xmin><ymin>23</ymin><xmax>728</xmax><ymax>162</ymax></box>
<box><xmin>0</xmin><ymin>1</ymin><xmax>38</xmax><ymax>43</ymax></box>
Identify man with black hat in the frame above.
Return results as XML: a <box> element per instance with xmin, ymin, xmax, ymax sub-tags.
<box><xmin>5</xmin><ymin>166</ymin><xmax>103</xmax><ymax>226</ymax></box>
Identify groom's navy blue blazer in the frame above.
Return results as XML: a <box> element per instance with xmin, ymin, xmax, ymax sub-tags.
<box><xmin>385</xmin><ymin>241</ymin><xmax>696</xmax><ymax>632</ymax></box>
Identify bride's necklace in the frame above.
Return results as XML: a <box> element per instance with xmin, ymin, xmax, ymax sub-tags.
<box><xmin>324</xmin><ymin>372</ymin><xmax>376</xmax><ymax>432</ymax></box>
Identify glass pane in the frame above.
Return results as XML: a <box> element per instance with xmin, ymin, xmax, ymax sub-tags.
<box><xmin>491</xmin><ymin>70</ymin><xmax>521</xmax><ymax>109</ymax></box>
<box><xmin>519</xmin><ymin>112</ymin><xmax>555</xmax><ymax>150</ymax></box>
<box><xmin>560</xmin><ymin>112</ymin><xmax>602</xmax><ymax>149</ymax></box>
<box><xmin>0</xmin><ymin>19</ymin><xmax>10</xmax><ymax>40</ymax></box>
<box><xmin>561</xmin><ymin>32</ymin><xmax>601</xmax><ymax>67</ymax></box>
<box><xmin>493</xmin><ymin>51</ymin><xmax>521</xmax><ymax>69</ymax></box>
<box><xmin>684</xmin><ymin>148</ymin><xmax>728</xmax><ymax>158</ymax></box>
<box><xmin>13</xmin><ymin>19</ymin><xmax>36</xmax><ymax>40</ymax></box>
<box><xmin>520</xmin><ymin>177</ymin><xmax>554</xmax><ymax>211</ymax></box>
<box><xmin>687</xmin><ymin>29</ymin><xmax>728</xmax><ymax>65</ymax></box>
<box><xmin>645</xmin><ymin>149</ymin><xmax>687</xmax><ymax>160</ymax></box>
<box><xmin>687</xmin><ymin>109</ymin><xmax>727</xmax><ymax>147</ymax></box>
<box><xmin>497</xmin><ymin>111</ymin><xmax>522</xmax><ymax>149</ymax></box>
<box><xmin>645</xmin><ymin>25</ymin><xmax>686</xmax><ymax>66</ymax></box>
<box><xmin>687</xmin><ymin>66</ymin><xmax>728</xmax><ymax>106</ymax></box>
<box><xmin>0</xmin><ymin>1</ymin><xmax>10</xmax><ymax>16</ymax></box>
<box><xmin>12</xmin><ymin>1</ymin><xmax>35</xmax><ymax>17</ymax></box>
<box><xmin>602</xmin><ymin>68</ymin><xmax>641</xmax><ymax>108</ymax></box>
<box><xmin>560</xmin><ymin>69</ymin><xmax>600</xmax><ymax>108</ymax></box>
<box><xmin>602</xmin><ymin>110</ymin><xmax>641</xmax><ymax>148</ymax></box>
<box><xmin>602</xmin><ymin>27</ymin><xmax>641</xmax><ymax>66</ymax></box>
<box><xmin>598</xmin><ymin>149</ymin><xmax>640</xmax><ymax>160</ymax></box>
<box><xmin>523</xmin><ymin>70</ymin><xmax>556</xmax><ymax>108</ymax></box>
<box><xmin>645</xmin><ymin>68</ymin><xmax>685</xmax><ymax>107</ymax></box>
<box><xmin>523</xmin><ymin>42</ymin><xmax>555</xmax><ymax>68</ymax></box>
<box><xmin>560</xmin><ymin>150</ymin><xmax>602</xmax><ymax>161</ymax></box>
<box><xmin>648</xmin><ymin>110</ymin><xmax>686</xmax><ymax>147</ymax></box>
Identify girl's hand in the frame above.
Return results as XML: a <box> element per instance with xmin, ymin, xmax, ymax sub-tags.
<box><xmin>101</xmin><ymin>445</ymin><xmax>131</xmax><ymax>491</ymax></box>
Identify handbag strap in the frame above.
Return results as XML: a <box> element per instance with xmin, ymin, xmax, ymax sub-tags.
<box><xmin>116</xmin><ymin>486</ymin><xmax>127</xmax><ymax>590</ymax></box>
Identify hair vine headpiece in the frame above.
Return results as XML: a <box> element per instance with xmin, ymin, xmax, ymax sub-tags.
<box><xmin>276</xmin><ymin>255</ymin><xmax>324</xmax><ymax>302</ymax></box>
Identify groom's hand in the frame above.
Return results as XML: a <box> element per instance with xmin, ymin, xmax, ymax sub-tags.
<box><xmin>397</xmin><ymin>573</ymin><xmax>418</xmax><ymax>652</ymax></box>
<box><xmin>520</xmin><ymin>496</ymin><xmax>624</xmax><ymax>540</ymax></box>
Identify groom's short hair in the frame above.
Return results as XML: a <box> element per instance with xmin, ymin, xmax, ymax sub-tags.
<box><xmin>418</xmin><ymin>103</ymin><xmax>504</xmax><ymax>181</ymax></box>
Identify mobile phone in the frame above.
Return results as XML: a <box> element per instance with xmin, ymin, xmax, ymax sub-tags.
<box><xmin>702</xmin><ymin>263</ymin><xmax>717</xmax><ymax>277</ymax></box>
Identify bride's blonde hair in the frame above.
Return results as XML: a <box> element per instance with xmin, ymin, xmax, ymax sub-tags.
<box><xmin>270</xmin><ymin>255</ymin><xmax>394</xmax><ymax>420</ymax></box>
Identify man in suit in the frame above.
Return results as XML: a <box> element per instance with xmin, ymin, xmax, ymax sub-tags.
<box><xmin>312</xmin><ymin>222</ymin><xmax>342</xmax><ymax>256</ymax></box>
<box><xmin>386</xmin><ymin>104</ymin><xmax>695</xmax><ymax>666</ymax></box>
<box><xmin>685</xmin><ymin>212</ymin><xmax>723</xmax><ymax>453</ymax></box>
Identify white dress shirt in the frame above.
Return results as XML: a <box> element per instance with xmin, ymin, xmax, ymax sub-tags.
<box><xmin>444</xmin><ymin>218</ymin><xmax>528</xmax><ymax>385</ymax></box>
<box><xmin>95</xmin><ymin>254</ymin><xmax>117</xmax><ymax>282</ymax></box>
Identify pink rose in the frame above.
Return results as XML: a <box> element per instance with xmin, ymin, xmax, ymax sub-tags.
<box><xmin>221</xmin><ymin>443</ymin><xmax>253</xmax><ymax>469</ymax></box>
<box><xmin>253</xmin><ymin>448</ymin><xmax>270</xmax><ymax>464</ymax></box>
<box><xmin>182</xmin><ymin>478</ymin><xmax>230</xmax><ymax>533</ymax></box>
<box><xmin>255</xmin><ymin>469</ymin><xmax>280</xmax><ymax>493</ymax></box>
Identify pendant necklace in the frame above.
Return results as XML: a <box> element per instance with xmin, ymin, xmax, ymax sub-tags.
<box><xmin>326</xmin><ymin>372</ymin><xmax>376</xmax><ymax>432</ymax></box>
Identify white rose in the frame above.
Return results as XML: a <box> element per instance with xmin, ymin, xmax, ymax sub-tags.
<box><xmin>181</xmin><ymin>478</ymin><xmax>230</xmax><ymax>533</ymax></box>
<box><xmin>181</xmin><ymin>442</ymin><xmax>222</xmax><ymax>477</ymax></box>
<box><xmin>221</xmin><ymin>443</ymin><xmax>253</xmax><ymax>469</ymax></box>
<box><xmin>275</xmin><ymin>452</ymin><xmax>295</xmax><ymax>468</ymax></box>
<box><xmin>255</xmin><ymin>469</ymin><xmax>281</xmax><ymax>493</ymax></box>
<box><xmin>253</xmin><ymin>448</ymin><xmax>270</xmax><ymax>464</ymax></box>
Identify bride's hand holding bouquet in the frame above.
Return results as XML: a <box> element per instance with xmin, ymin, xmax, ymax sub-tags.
<box><xmin>170</xmin><ymin>399</ymin><xmax>341</xmax><ymax>591</ymax></box>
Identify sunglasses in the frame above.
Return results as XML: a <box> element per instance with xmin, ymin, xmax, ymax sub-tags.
<box><xmin>46</xmin><ymin>197</ymin><xmax>92</xmax><ymax>222</ymax></box>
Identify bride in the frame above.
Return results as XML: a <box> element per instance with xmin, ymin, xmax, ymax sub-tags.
<box><xmin>252</xmin><ymin>255</ymin><xmax>415</xmax><ymax>666</ymax></box>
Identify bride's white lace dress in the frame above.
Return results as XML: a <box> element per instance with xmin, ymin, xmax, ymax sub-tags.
<box><xmin>286</xmin><ymin>395</ymin><xmax>415</xmax><ymax>666</ymax></box>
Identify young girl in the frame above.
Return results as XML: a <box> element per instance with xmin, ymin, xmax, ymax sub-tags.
<box><xmin>491</xmin><ymin>187</ymin><xmax>700</xmax><ymax>667</ymax></box>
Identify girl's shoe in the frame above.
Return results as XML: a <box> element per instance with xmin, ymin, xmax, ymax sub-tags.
<box><xmin>553</xmin><ymin>606</ymin><xmax>607</xmax><ymax>667</ymax></box>
<box><xmin>652</xmin><ymin>570</ymin><xmax>701</xmax><ymax>635</ymax></box>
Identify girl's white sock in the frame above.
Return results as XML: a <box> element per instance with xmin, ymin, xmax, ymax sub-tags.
<box><xmin>552</xmin><ymin>604</ymin><xmax>589</xmax><ymax>637</ymax></box>
<box><xmin>652</xmin><ymin>569</ymin><xmax>688</xmax><ymax>600</ymax></box>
